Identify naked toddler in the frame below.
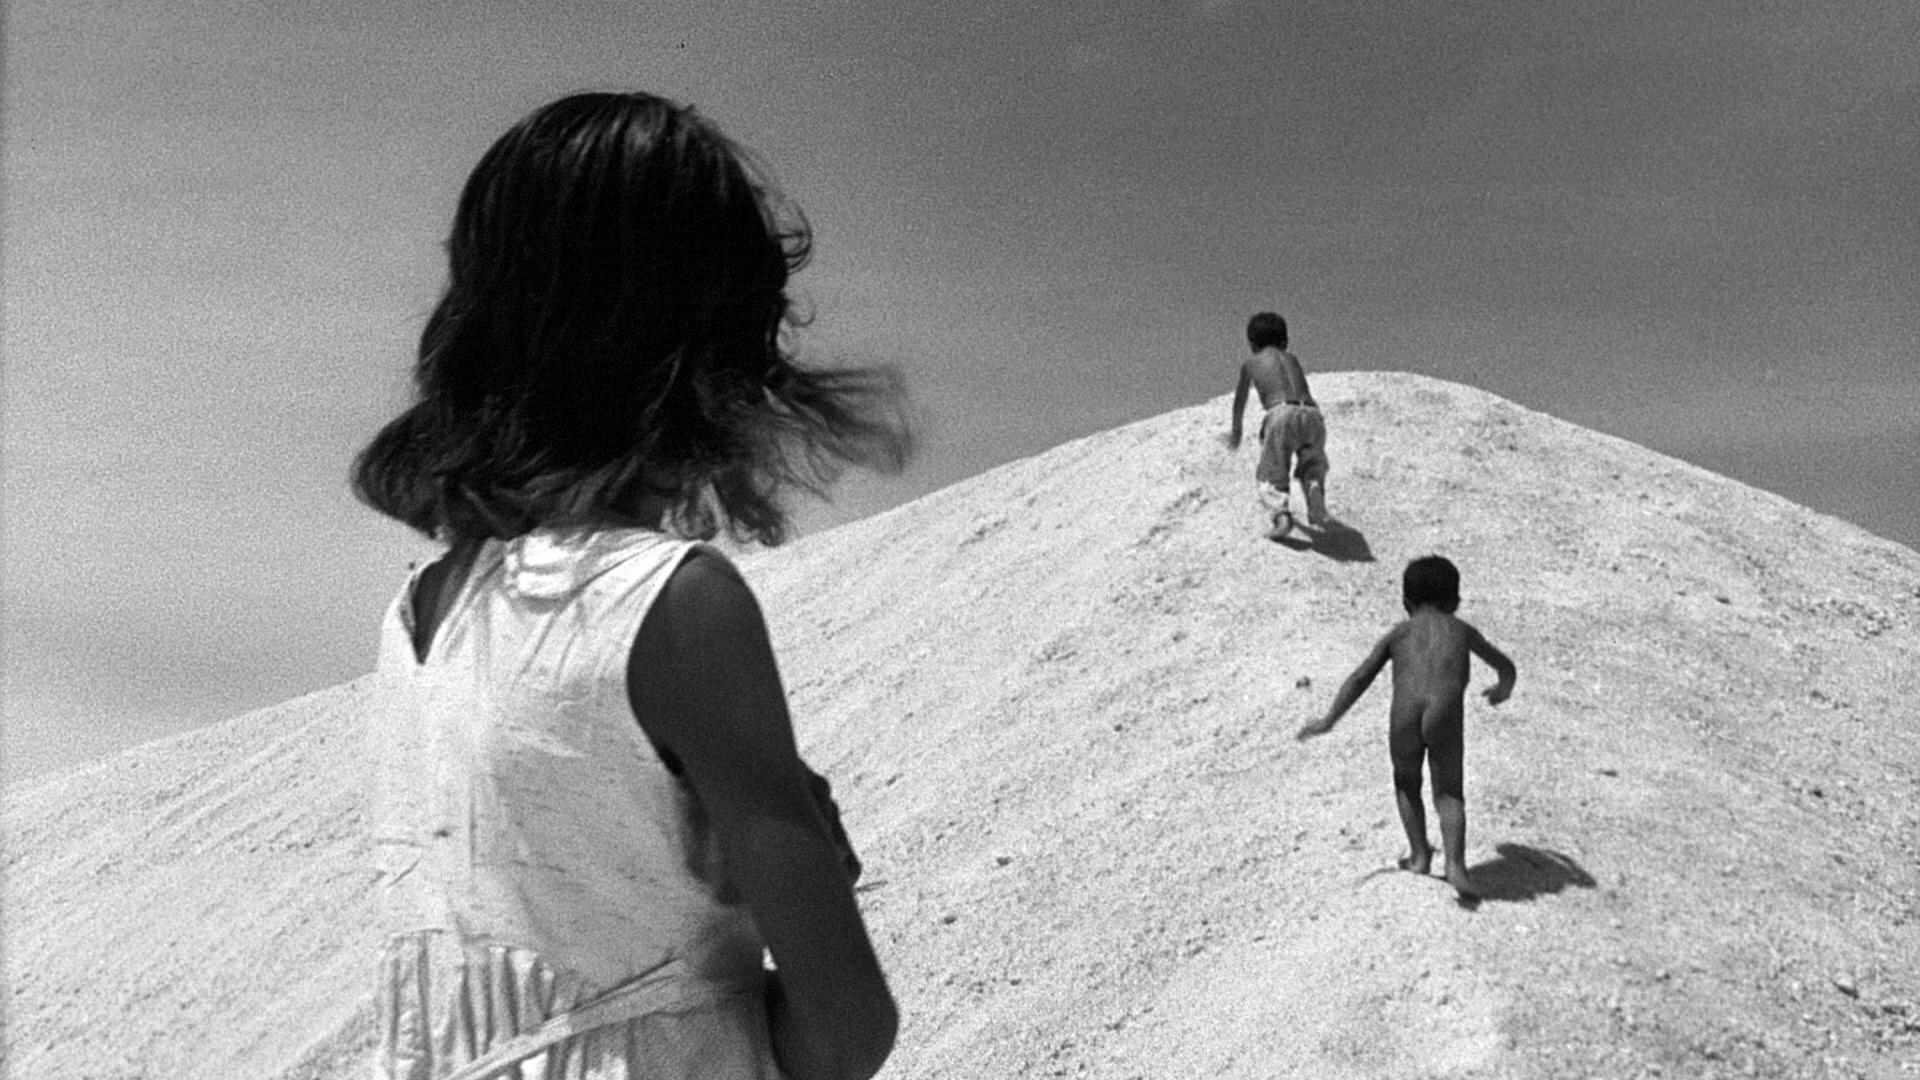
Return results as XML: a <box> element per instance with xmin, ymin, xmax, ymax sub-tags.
<box><xmin>1296</xmin><ymin>556</ymin><xmax>1517</xmax><ymax>900</ymax></box>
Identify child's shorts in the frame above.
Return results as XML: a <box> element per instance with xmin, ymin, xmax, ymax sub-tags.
<box><xmin>1258</xmin><ymin>404</ymin><xmax>1328</xmax><ymax>487</ymax></box>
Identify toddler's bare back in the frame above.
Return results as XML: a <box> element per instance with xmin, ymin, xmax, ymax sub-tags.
<box><xmin>1387</xmin><ymin>610</ymin><xmax>1477</xmax><ymax>711</ymax></box>
<box><xmin>1243</xmin><ymin>348</ymin><xmax>1312</xmax><ymax>408</ymax></box>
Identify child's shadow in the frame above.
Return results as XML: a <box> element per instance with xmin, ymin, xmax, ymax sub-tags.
<box><xmin>1273</xmin><ymin>518</ymin><xmax>1375</xmax><ymax>562</ymax></box>
<box><xmin>1467</xmin><ymin>843</ymin><xmax>1597</xmax><ymax>903</ymax></box>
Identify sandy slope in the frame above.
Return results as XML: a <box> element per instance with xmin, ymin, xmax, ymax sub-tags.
<box><xmin>7</xmin><ymin>372</ymin><xmax>1917</xmax><ymax>1079</ymax></box>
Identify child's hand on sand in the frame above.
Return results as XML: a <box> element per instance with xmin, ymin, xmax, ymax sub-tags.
<box><xmin>1482</xmin><ymin>684</ymin><xmax>1511</xmax><ymax>706</ymax></box>
<box><xmin>1222</xmin><ymin>431</ymin><xmax>1241</xmax><ymax>451</ymax></box>
<box><xmin>1296</xmin><ymin>717</ymin><xmax>1333</xmax><ymax>741</ymax></box>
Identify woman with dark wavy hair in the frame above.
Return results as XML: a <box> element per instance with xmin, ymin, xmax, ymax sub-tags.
<box><xmin>360</xmin><ymin>92</ymin><xmax>904</xmax><ymax>1080</ymax></box>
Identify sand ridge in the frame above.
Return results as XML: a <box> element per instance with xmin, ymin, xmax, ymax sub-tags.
<box><xmin>7</xmin><ymin>372</ymin><xmax>1917</xmax><ymax>1078</ymax></box>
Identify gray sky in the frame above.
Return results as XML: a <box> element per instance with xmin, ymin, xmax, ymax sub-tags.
<box><xmin>5</xmin><ymin>0</ymin><xmax>1917</xmax><ymax>782</ymax></box>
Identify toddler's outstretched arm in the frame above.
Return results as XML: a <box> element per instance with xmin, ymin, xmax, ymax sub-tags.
<box><xmin>1227</xmin><ymin>367</ymin><xmax>1252</xmax><ymax>448</ymax></box>
<box><xmin>1469</xmin><ymin>627</ymin><xmax>1517</xmax><ymax>705</ymax></box>
<box><xmin>630</xmin><ymin>551</ymin><xmax>896</xmax><ymax>1080</ymax></box>
<box><xmin>1298</xmin><ymin>631</ymin><xmax>1393</xmax><ymax>740</ymax></box>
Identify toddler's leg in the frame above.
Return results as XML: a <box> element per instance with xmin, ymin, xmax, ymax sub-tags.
<box><xmin>1275</xmin><ymin>449</ymin><xmax>1295</xmax><ymax>512</ymax></box>
<box><xmin>1299</xmin><ymin>448</ymin><xmax>1329</xmax><ymax>526</ymax></box>
<box><xmin>1259</xmin><ymin>482</ymin><xmax>1293</xmax><ymax>538</ymax></box>
<box><xmin>1425</xmin><ymin>704</ymin><xmax>1476</xmax><ymax>899</ymax></box>
<box><xmin>1387</xmin><ymin>704</ymin><xmax>1431</xmax><ymax>874</ymax></box>
<box><xmin>1256</xmin><ymin>424</ymin><xmax>1293</xmax><ymax>536</ymax></box>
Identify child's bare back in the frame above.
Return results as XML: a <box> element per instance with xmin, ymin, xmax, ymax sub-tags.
<box><xmin>1240</xmin><ymin>348</ymin><xmax>1312</xmax><ymax>411</ymax></box>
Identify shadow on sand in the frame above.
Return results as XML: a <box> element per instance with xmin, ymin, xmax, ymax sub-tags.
<box><xmin>1466</xmin><ymin>843</ymin><xmax>1597</xmax><ymax>904</ymax></box>
<box><xmin>1356</xmin><ymin>843</ymin><xmax>1594</xmax><ymax>910</ymax></box>
<box><xmin>1272</xmin><ymin>517</ymin><xmax>1375</xmax><ymax>562</ymax></box>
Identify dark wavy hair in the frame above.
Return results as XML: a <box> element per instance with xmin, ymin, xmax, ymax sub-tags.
<box><xmin>1246</xmin><ymin>312</ymin><xmax>1288</xmax><ymax>351</ymax></box>
<box><xmin>1403</xmin><ymin>555</ymin><xmax>1462</xmax><ymax>613</ymax></box>
<box><xmin>353</xmin><ymin>92</ymin><xmax>912</xmax><ymax>545</ymax></box>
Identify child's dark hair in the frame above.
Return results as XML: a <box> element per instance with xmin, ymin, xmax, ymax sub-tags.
<box><xmin>1246</xmin><ymin>312</ymin><xmax>1288</xmax><ymax>351</ymax></box>
<box><xmin>353</xmin><ymin>91</ymin><xmax>912</xmax><ymax>546</ymax></box>
<box><xmin>1403</xmin><ymin>555</ymin><xmax>1461</xmax><ymax>613</ymax></box>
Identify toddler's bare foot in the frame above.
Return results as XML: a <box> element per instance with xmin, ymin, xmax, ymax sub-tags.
<box><xmin>1397</xmin><ymin>850</ymin><xmax>1432</xmax><ymax>876</ymax></box>
<box><xmin>1444</xmin><ymin>863</ymin><xmax>1479</xmax><ymax>900</ymax></box>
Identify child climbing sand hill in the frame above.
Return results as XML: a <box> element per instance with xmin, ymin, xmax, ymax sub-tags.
<box><xmin>354</xmin><ymin>92</ymin><xmax>909</xmax><ymax>1080</ymax></box>
<box><xmin>1226</xmin><ymin>312</ymin><xmax>1328</xmax><ymax>539</ymax></box>
<box><xmin>1297</xmin><ymin>556</ymin><xmax>1517</xmax><ymax>901</ymax></box>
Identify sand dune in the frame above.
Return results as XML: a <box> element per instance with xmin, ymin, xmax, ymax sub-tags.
<box><xmin>8</xmin><ymin>372</ymin><xmax>1917</xmax><ymax>1078</ymax></box>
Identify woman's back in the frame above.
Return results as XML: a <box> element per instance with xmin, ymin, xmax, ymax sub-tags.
<box><xmin>370</xmin><ymin>527</ymin><xmax>781</xmax><ymax>1079</ymax></box>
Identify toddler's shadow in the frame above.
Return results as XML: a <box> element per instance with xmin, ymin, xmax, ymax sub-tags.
<box><xmin>1273</xmin><ymin>518</ymin><xmax>1375</xmax><ymax>562</ymax></box>
<box><xmin>1467</xmin><ymin>843</ymin><xmax>1596</xmax><ymax>903</ymax></box>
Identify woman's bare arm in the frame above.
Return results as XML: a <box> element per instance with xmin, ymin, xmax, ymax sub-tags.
<box><xmin>629</xmin><ymin>550</ymin><xmax>896</xmax><ymax>1080</ymax></box>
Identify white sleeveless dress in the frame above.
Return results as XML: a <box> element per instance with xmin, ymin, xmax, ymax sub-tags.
<box><xmin>368</xmin><ymin>528</ymin><xmax>786</xmax><ymax>1080</ymax></box>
